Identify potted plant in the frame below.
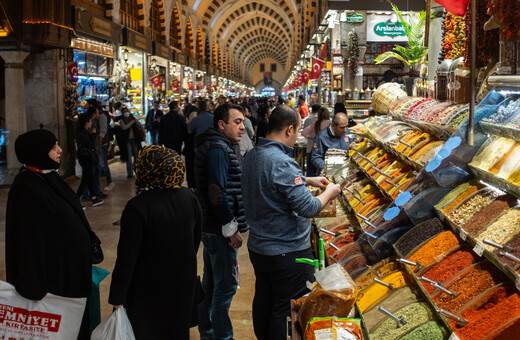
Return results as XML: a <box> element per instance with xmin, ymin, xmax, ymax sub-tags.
<box><xmin>374</xmin><ymin>3</ymin><xmax>427</xmax><ymax>94</ymax></box>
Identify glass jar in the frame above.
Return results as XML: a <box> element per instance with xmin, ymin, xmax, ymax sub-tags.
<box><xmin>454</xmin><ymin>66</ymin><xmax>470</xmax><ymax>104</ymax></box>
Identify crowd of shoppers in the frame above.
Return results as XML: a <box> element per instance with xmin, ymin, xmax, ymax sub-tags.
<box><xmin>5</xmin><ymin>92</ymin><xmax>353</xmax><ymax>339</ymax></box>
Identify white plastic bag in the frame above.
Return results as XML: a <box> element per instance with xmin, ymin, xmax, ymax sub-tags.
<box><xmin>75</xmin><ymin>159</ymin><xmax>82</xmax><ymax>178</ymax></box>
<box><xmin>0</xmin><ymin>280</ymin><xmax>86</xmax><ymax>340</ymax></box>
<box><xmin>91</xmin><ymin>307</ymin><xmax>136</xmax><ymax>340</ymax></box>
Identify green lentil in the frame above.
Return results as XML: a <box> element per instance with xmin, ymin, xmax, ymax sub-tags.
<box><xmin>370</xmin><ymin>302</ymin><xmax>435</xmax><ymax>340</ymax></box>
<box><xmin>400</xmin><ymin>321</ymin><xmax>449</xmax><ymax>340</ymax></box>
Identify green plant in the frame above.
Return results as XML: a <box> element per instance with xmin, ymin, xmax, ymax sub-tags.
<box><xmin>374</xmin><ymin>3</ymin><xmax>427</xmax><ymax>77</ymax></box>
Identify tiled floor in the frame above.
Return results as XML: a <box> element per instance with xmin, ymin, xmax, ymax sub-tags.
<box><xmin>0</xmin><ymin>162</ymin><xmax>256</xmax><ymax>339</ymax></box>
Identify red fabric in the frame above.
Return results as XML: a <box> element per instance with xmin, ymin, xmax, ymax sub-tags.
<box><xmin>436</xmin><ymin>0</ymin><xmax>469</xmax><ymax>16</ymax></box>
<box><xmin>152</xmin><ymin>75</ymin><xmax>160</xmax><ymax>87</ymax></box>
<box><xmin>319</xmin><ymin>38</ymin><xmax>329</xmax><ymax>59</ymax></box>
<box><xmin>311</xmin><ymin>58</ymin><xmax>325</xmax><ymax>79</ymax></box>
<box><xmin>302</xmin><ymin>69</ymin><xmax>311</xmax><ymax>83</ymax></box>
<box><xmin>67</xmin><ymin>62</ymin><xmax>79</xmax><ymax>82</ymax></box>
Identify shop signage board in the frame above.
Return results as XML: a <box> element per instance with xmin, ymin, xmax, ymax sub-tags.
<box><xmin>73</xmin><ymin>38</ymin><xmax>114</xmax><ymax>57</ymax></box>
<box><xmin>74</xmin><ymin>8</ymin><xmax>121</xmax><ymax>43</ymax></box>
<box><xmin>123</xmin><ymin>28</ymin><xmax>152</xmax><ymax>53</ymax></box>
<box><xmin>176</xmin><ymin>52</ymin><xmax>187</xmax><ymax>65</ymax></box>
<box><xmin>153</xmin><ymin>42</ymin><xmax>171</xmax><ymax>60</ymax></box>
<box><xmin>367</xmin><ymin>14</ymin><xmax>408</xmax><ymax>42</ymax></box>
<box><xmin>346</xmin><ymin>13</ymin><xmax>364</xmax><ymax>23</ymax></box>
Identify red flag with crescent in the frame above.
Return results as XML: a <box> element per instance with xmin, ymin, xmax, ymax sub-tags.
<box><xmin>151</xmin><ymin>75</ymin><xmax>160</xmax><ymax>88</ymax></box>
<box><xmin>67</xmin><ymin>62</ymin><xmax>79</xmax><ymax>82</ymax></box>
<box><xmin>302</xmin><ymin>69</ymin><xmax>311</xmax><ymax>83</ymax></box>
<box><xmin>311</xmin><ymin>58</ymin><xmax>325</xmax><ymax>80</ymax></box>
<box><xmin>319</xmin><ymin>38</ymin><xmax>329</xmax><ymax>59</ymax></box>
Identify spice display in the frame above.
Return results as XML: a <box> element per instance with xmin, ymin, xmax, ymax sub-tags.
<box><xmin>436</xmin><ymin>182</ymin><xmax>473</xmax><ymax>210</ymax></box>
<box><xmin>484</xmin><ymin>98</ymin><xmax>520</xmax><ymax>124</ymax></box>
<box><xmin>463</xmin><ymin>0</ymin><xmax>499</xmax><ymax>68</ymax></box>
<box><xmin>362</xmin><ymin>286</ymin><xmax>421</xmax><ymax>331</ymax></box>
<box><xmin>407</xmin><ymin>231</ymin><xmax>460</xmax><ymax>270</ymax></box>
<box><xmin>432</xmin><ymin>262</ymin><xmax>506</xmax><ymax>313</ymax></box>
<box><xmin>485</xmin><ymin>315</ymin><xmax>520</xmax><ymax>339</ymax></box>
<box><xmin>400</xmin><ymin>321</ymin><xmax>449</xmax><ymax>340</ymax></box>
<box><xmin>451</xmin><ymin>285</ymin><xmax>520</xmax><ymax>340</ymax></box>
<box><xmin>395</xmin><ymin>218</ymin><xmax>445</xmax><ymax>257</ymax></box>
<box><xmin>370</xmin><ymin>302</ymin><xmax>436</xmax><ymax>340</ymax></box>
<box><xmin>442</xmin><ymin>13</ymin><xmax>465</xmax><ymax>60</ymax></box>
<box><xmin>354</xmin><ymin>261</ymin><xmax>400</xmax><ymax>290</ymax></box>
<box><xmin>357</xmin><ymin>271</ymin><xmax>411</xmax><ymax>312</ymax></box>
<box><xmin>326</xmin><ymin>233</ymin><xmax>356</xmax><ymax>258</ymax></box>
<box><xmin>495</xmin><ymin>234</ymin><xmax>520</xmax><ymax>267</ymax></box>
<box><xmin>496</xmin><ymin>146</ymin><xmax>520</xmax><ymax>179</ymax></box>
<box><xmin>471</xmin><ymin>137</ymin><xmax>517</xmax><ymax>171</ymax></box>
<box><xmin>420</xmin><ymin>250</ymin><xmax>478</xmax><ymax>294</ymax></box>
<box><xmin>461</xmin><ymin>195</ymin><xmax>517</xmax><ymax>236</ymax></box>
<box><xmin>441</xmin><ymin>185</ymin><xmax>479</xmax><ymax>214</ymax></box>
<box><xmin>476</xmin><ymin>208</ymin><xmax>520</xmax><ymax>251</ymax></box>
<box><xmin>343</xmin><ymin>254</ymin><xmax>367</xmax><ymax>274</ymax></box>
<box><xmin>447</xmin><ymin>191</ymin><xmax>497</xmax><ymax>225</ymax></box>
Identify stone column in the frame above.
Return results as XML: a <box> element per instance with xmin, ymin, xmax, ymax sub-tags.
<box><xmin>0</xmin><ymin>51</ymin><xmax>29</xmax><ymax>171</ymax></box>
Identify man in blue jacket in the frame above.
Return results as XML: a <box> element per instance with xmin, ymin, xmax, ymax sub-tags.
<box><xmin>310</xmin><ymin>112</ymin><xmax>351</xmax><ymax>175</ymax></box>
<box><xmin>195</xmin><ymin>103</ymin><xmax>247</xmax><ymax>340</ymax></box>
<box><xmin>241</xmin><ymin>105</ymin><xmax>341</xmax><ymax>340</ymax></box>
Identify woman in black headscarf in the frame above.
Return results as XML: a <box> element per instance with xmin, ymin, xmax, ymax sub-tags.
<box><xmin>6</xmin><ymin>128</ymin><xmax>99</xmax><ymax>339</ymax></box>
<box><xmin>109</xmin><ymin>145</ymin><xmax>202</xmax><ymax>340</ymax></box>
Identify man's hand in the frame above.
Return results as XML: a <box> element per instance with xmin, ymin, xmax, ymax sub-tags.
<box><xmin>323</xmin><ymin>183</ymin><xmax>341</xmax><ymax>198</ymax></box>
<box><xmin>306</xmin><ymin>176</ymin><xmax>329</xmax><ymax>188</ymax></box>
<box><xmin>228</xmin><ymin>231</ymin><xmax>243</xmax><ymax>248</ymax></box>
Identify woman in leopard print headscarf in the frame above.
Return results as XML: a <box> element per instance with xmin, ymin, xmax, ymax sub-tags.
<box><xmin>109</xmin><ymin>145</ymin><xmax>202</xmax><ymax>338</ymax></box>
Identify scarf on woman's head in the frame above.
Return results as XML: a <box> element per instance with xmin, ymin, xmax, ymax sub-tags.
<box><xmin>135</xmin><ymin>145</ymin><xmax>185</xmax><ymax>189</ymax></box>
<box><xmin>15</xmin><ymin>129</ymin><xmax>59</xmax><ymax>170</ymax></box>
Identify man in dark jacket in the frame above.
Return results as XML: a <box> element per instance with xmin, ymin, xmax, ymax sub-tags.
<box><xmin>145</xmin><ymin>101</ymin><xmax>163</xmax><ymax>145</ymax></box>
<box><xmin>159</xmin><ymin>101</ymin><xmax>186</xmax><ymax>154</ymax></box>
<box><xmin>195</xmin><ymin>103</ymin><xmax>247</xmax><ymax>340</ymax></box>
<box><xmin>310</xmin><ymin>112</ymin><xmax>352</xmax><ymax>174</ymax></box>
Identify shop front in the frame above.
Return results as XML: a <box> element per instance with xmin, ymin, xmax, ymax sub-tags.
<box><xmin>121</xmin><ymin>28</ymin><xmax>152</xmax><ymax>121</ymax></box>
<box><xmin>149</xmin><ymin>42</ymin><xmax>171</xmax><ymax>112</ymax></box>
<box><xmin>72</xmin><ymin>8</ymin><xmax>121</xmax><ymax>109</ymax></box>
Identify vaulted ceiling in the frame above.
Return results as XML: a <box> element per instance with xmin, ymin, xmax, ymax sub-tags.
<box><xmin>187</xmin><ymin>0</ymin><xmax>322</xmax><ymax>85</ymax></box>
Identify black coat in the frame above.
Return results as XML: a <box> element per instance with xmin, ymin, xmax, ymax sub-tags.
<box><xmin>158</xmin><ymin>110</ymin><xmax>187</xmax><ymax>154</ymax></box>
<box><xmin>6</xmin><ymin>169</ymin><xmax>93</xmax><ymax>300</ymax></box>
<box><xmin>145</xmin><ymin>108</ymin><xmax>164</xmax><ymax>131</ymax></box>
<box><xmin>109</xmin><ymin>187</ymin><xmax>202</xmax><ymax>339</ymax></box>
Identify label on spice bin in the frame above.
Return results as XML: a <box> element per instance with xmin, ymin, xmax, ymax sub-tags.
<box><xmin>449</xmin><ymin>332</ymin><xmax>461</xmax><ymax>340</ymax></box>
<box><xmin>459</xmin><ymin>230</ymin><xmax>468</xmax><ymax>241</ymax></box>
<box><xmin>473</xmin><ymin>242</ymin><xmax>485</xmax><ymax>257</ymax></box>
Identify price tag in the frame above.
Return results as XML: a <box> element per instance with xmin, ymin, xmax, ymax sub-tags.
<box><xmin>473</xmin><ymin>242</ymin><xmax>485</xmax><ymax>257</ymax></box>
<box><xmin>459</xmin><ymin>230</ymin><xmax>467</xmax><ymax>241</ymax></box>
<box><xmin>449</xmin><ymin>332</ymin><xmax>461</xmax><ymax>340</ymax></box>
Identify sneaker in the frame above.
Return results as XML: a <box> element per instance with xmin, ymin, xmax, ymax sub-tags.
<box><xmin>105</xmin><ymin>182</ymin><xmax>115</xmax><ymax>191</ymax></box>
<box><xmin>92</xmin><ymin>198</ymin><xmax>104</xmax><ymax>207</ymax></box>
<box><xmin>81</xmin><ymin>206</ymin><xmax>86</xmax><ymax>210</ymax></box>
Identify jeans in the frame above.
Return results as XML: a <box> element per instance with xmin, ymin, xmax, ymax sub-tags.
<box><xmin>150</xmin><ymin>129</ymin><xmax>160</xmax><ymax>145</ymax></box>
<box><xmin>100</xmin><ymin>143</ymin><xmax>112</xmax><ymax>185</ymax></box>
<box><xmin>198</xmin><ymin>232</ymin><xmax>238</xmax><ymax>340</ymax></box>
<box><xmin>306</xmin><ymin>152</ymin><xmax>317</xmax><ymax>177</ymax></box>
<box><xmin>249</xmin><ymin>248</ymin><xmax>314</xmax><ymax>340</ymax></box>
<box><xmin>81</xmin><ymin>162</ymin><xmax>101</xmax><ymax>198</ymax></box>
<box><xmin>126</xmin><ymin>139</ymin><xmax>139</xmax><ymax>176</ymax></box>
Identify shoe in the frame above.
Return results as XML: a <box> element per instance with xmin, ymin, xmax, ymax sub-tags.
<box><xmin>92</xmin><ymin>198</ymin><xmax>104</xmax><ymax>207</ymax></box>
<box><xmin>105</xmin><ymin>182</ymin><xmax>115</xmax><ymax>191</ymax></box>
<box><xmin>81</xmin><ymin>197</ymin><xmax>90</xmax><ymax>203</ymax></box>
<box><xmin>81</xmin><ymin>206</ymin><xmax>86</xmax><ymax>210</ymax></box>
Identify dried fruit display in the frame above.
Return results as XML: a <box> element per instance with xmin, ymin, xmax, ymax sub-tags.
<box><xmin>487</xmin><ymin>0</ymin><xmax>520</xmax><ymax>41</ymax></box>
<box><xmin>442</xmin><ymin>13</ymin><xmax>466</xmax><ymax>60</ymax></box>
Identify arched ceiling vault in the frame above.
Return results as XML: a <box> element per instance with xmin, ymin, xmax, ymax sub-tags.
<box><xmin>187</xmin><ymin>0</ymin><xmax>318</xmax><ymax>83</ymax></box>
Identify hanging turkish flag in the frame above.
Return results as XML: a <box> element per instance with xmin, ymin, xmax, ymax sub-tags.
<box><xmin>196</xmin><ymin>83</ymin><xmax>203</xmax><ymax>90</ymax></box>
<box><xmin>319</xmin><ymin>38</ymin><xmax>329</xmax><ymax>59</ymax></box>
<box><xmin>435</xmin><ymin>0</ymin><xmax>469</xmax><ymax>16</ymax></box>
<box><xmin>297</xmin><ymin>75</ymin><xmax>303</xmax><ymax>87</ymax></box>
<box><xmin>67</xmin><ymin>62</ymin><xmax>79</xmax><ymax>82</ymax></box>
<box><xmin>171</xmin><ymin>78</ymin><xmax>179</xmax><ymax>89</ymax></box>
<box><xmin>311</xmin><ymin>58</ymin><xmax>325</xmax><ymax>79</ymax></box>
<box><xmin>302</xmin><ymin>69</ymin><xmax>311</xmax><ymax>84</ymax></box>
<box><xmin>188</xmin><ymin>80</ymin><xmax>194</xmax><ymax>90</ymax></box>
<box><xmin>151</xmin><ymin>75</ymin><xmax>160</xmax><ymax>87</ymax></box>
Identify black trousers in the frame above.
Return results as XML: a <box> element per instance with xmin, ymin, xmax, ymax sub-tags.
<box><xmin>76</xmin><ymin>160</ymin><xmax>94</xmax><ymax>199</ymax></box>
<box><xmin>249</xmin><ymin>248</ymin><xmax>314</xmax><ymax>340</ymax></box>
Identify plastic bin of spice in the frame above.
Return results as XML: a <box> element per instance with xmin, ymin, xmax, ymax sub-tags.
<box><xmin>356</xmin><ymin>270</ymin><xmax>413</xmax><ymax>312</ymax></box>
<box><xmin>482</xmin><ymin>314</ymin><xmax>520</xmax><ymax>339</ymax></box>
<box><xmin>453</xmin><ymin>284</ymin><xmax>520</xmax><ymax>340</ymax></box>
<box><xmin>395</xmin><ymin>218</ymin><xmax>447</xmax><ymax>258</ymax></box>
<box><xmin>400</xmin><ymin>320</ymin><xmax>449</xmax><ymax>340</ymax></box>
<box><xmin>406</xmin><ymin>231</ymin><xmax>460</xmax><ymax>272</ymax></box>
<box><xmin>475</xmin><ymin>205</ymin><xmax>520</xmax><ymax>251</ymax></box>
<box><xmin>354</xmin><ymin>259</ymin><xmax>400</xmax><ymax>291</ymax></box>
<box><xmin>446</xmin><ymin>187</ymin><xmax>501</xmax><ymax>226</ymax></box>
<box><xmin>431</xmin><ymin>261</ymin><xmax>507</xmax><ymax>314</ymax></box>
<box><xmin>494</xmin><ymin>233</ymin><xmax>520</xmax><ymax>268</ymax></box>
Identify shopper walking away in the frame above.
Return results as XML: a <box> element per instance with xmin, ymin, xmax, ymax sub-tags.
<box><xmin>195</xmin><ymin>103</ymin><xmax>248</xmax><ymax>340</ymax></box>
<box><xmin>302</xmin><ymin>106</ymin><xmax>330</xmax><ymax>177</ymax></box>
<box><xmin>109</xmin><ymin>146</ymin><xmax>202</xmax><ymax>340</ymax></box>
<box><xmin>76</xmin><ymin>113</ymin><xmax>104</xmax><ymax>206</ymax></box>
<box><xmin>116</xmin><ymin>107</ymin><xmax>142</xmax><ymax>178</ymax></box>
<box><xmin>145</xmin><ymin>100</ymin><xmax>163</xmax><ymax>145</ymax></box>
<box><xmin>241</xmin><ymin>105</ymin><xmax>341</xmax><ymax>340</ymax></box>
<box><xmin>7</xmin><ymin>128</ymin><xmax>100</xmax><ymax>339</ymax></box>
<box><xmin>255</xmin><ymin>105</ymin><xmax>270</xmax><ymax>145</ymax></box>
<box><xmin>98</xmin><ymin>104</ymin><xmax>115</xmax><ymax>190</ymax></box>
<box><xmin>297</xmin><ymin>95</ymin><xmax>309</xmax><ymax>119</ymax></box>
<box><xmin>159</xmin><ymin>101</ymin><xmax>187</xmax><ymax>154</ymax></box>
